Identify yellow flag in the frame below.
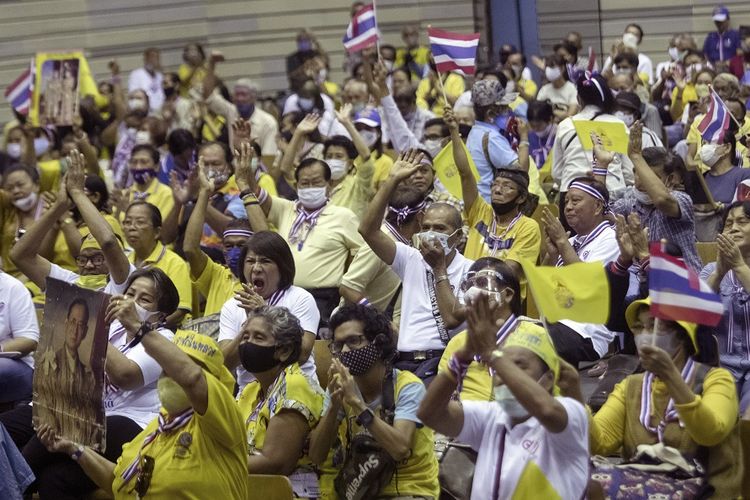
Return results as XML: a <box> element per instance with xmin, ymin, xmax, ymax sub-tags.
<box><xmin>432</xmin><ymin>141</ymin><xmax>479</xmax><ymax>201</ymax></box>
<box><xmin>520</xmin><ymin>258</ymin><xmax>610</xmax><ymax>323</ymax></box>
<box><xmin>572</xmin><ymin>119</ymin><xmax>629</xmax><ymax>154</ymax></box>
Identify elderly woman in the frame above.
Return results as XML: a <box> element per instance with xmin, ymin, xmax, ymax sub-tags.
<box><xmin>0</xmin><ymin>268</ymin><xmax>180</xmax><ymax>499</ymax></box>
<box><xmin>702</xmin><ymin>200</ymin><xmax>750</xmax><ymax>414</ymax></box>
<box><xmin>219</xmin><ymin>231</ymin><xmax>319</xmax><ymax>389</ymax></box>
<box><xmin>541</xmin><ymin>177</ymin><xmax>620</xmax><ymax>365</ymax></box>
<box><xmin>236</xmin><ymin>306</ymin><xmax>324</xmax><ymax>498</ymax></box>
<box><xmin>310</xmin><ymin>304</ymin><xmax>439</xmax><ymax>500</ymax></box>
<box><xmin>38</xmin><ymin>327</ymin><xmax>250</xmax><ymax>499</ymax></box>
<box><xmin>562</xmin><ymin>297</ymin><xmax>741</xmax><ymax>498</ymax></box>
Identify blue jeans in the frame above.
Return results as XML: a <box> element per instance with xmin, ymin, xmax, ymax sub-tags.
<box><xmin>0</xmin><ymin>358</ymin><xmax>33</xmax><ymax>403</ymax></box>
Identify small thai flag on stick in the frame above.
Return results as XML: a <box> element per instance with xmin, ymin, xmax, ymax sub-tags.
<box><xmin>342</xmin><ymin>3</ymin><xmax>380</xmax><ymax>53</ymax></box>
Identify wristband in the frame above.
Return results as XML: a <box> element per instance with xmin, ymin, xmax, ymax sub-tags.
<box><xmin>71</xmin><ymin>444</ymin><xmax>84</xmax><ymax>461</ymax></box>
<box><xmin>239</xmin><ymin>188</ymin><xmax>253</xmax><ymax>199</ymax></box>
<box><xmin>435</xmin><ymin>274</ymin><xmax>449</xmax><ymax>285</ymax></box>
<box><xmin>131</xmin><ymin>321</ymin><xmax>155</xmax><ymax>347</ymax></box>
<box><xmin>357</xmin><ymin>297</ymin><xmax>371</xmax><ymax>307</ymax></box>
<box><xmin>592</xmin><ymin>168</ymin><xmax>608</xmax><ymax>177</ymax></box>
<box><xmin>257</xmin><ymin>188</ymin><xmax>269</xmax><ymax>205</ymax></box>
<box><xmin>447</xmin><ymin>353</ymin><xmax>470</xmax><ymax>382</ymax></box>
<box><xmin>518</xmin><ymin>140</ymin><xmax>529</xmax><ymax>147</ymax></box>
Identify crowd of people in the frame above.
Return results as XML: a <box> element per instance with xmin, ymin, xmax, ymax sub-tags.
<box><xmin>0</xmin><ymin>2</ymin><xmax>750</xmax><ymax>498</ymax></box>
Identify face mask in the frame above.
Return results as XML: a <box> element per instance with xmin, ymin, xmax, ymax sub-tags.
<box><xmin>326</xmin><ymin>158</ymin><xmax>349</xmax><ymax>180</ymax></box>
<box><xmin>493</xmin><ymin>384</ymin><xmax>530</xmax><ymax>419</ymax></box>
<box><xmin>686</xmin><ymin>64</ymin><xmax>703</xmax><ymax>80</ymax></box>
<box><xmin>76</xmin><ymin>274</ymin><xmax>108</xmax><ymax>290</ymax></box>
<box><xmin>635</xmin><ymin>332</ymin><xmax>681</xmax><ymax>356</ymax></box>
<box><xmin>163</xmin><ymin>86</ymin><xmax>176</xmax><ymax>98</ymax></box>
<box><xmin>157</xmin><ymin>377</ymin><xmax>192</xmax><ymax>414</ymax></box>
<box><xmin>223</xmin><ymin>246</ymin><xmax>243</xmax><ymax>278</ymax></box>
<box><xmin>134</xmin><ymin>302</ymin><xmax>157</xmax><ymax>323</ymax></box>
<box><xmin>128</xmin><ymin>98</ymin><xmax>147</xmax><ymax>111</ymax></box>
<box><xmin>695</xmin><ymin>83</ymin><xmax>710</xmax><ymax>98</ymax></box>
<box><xmin>298</xmin><ymin>39</ymin><xmax>313</xmax><ymax>52</ymax></box>
<box><xmin>131</xmin><ymin>168</ymin><xmax>155</xmax><ymax>185</ymax></box>
<box><xmin>34</xmin><ymin>137</ymin><xmax>50</xmax><ymax>157</ymax></box>
<box><xmin>492</xmin><ymin>198</ymin><xmax>519</xmax><ymax>216</ymax></box>
<box><xmin>614</xmin><ymin>111</ymin><xmax>635</xmax><ymax>127</ymax></box>
<box><xmin>699</xmin><ymin>143</ymin><xmax>725</xmax><ymax>167</ymax></box>
<box><xmin>6</xmin><ymin>143</ymin><xmax>21</xmax><ymax>159</ymax></box>
<box><xmin>359</xmin><ymin>129</ymin><xmax>379</xmax><ymax>148</ymax></box>
<box><xmin>237</xmin><ymin>103</ymin><xmax>255</xmax><ymax>119</ymax></box>
<box><xmin>545</xmin><ymin>66</ymin><xmax>562</xmax><ymax>82</ymax></box>
<box><xmin>297</xmin><ymin>186</ymin><xmax>328</xmax><ymax>209</ymax></box>
<box><xmin>338</xmin><ymin>343</ymin><xmax>380</xmax><ymax>376</ymax></box>
<box><xmin>12</xmin><ymin>192</ymin><xmax>37</xmax><ymax>212</ymax></box>
<box><xmin>668</xmin><ymin>47</ymin><xmax>681</xmax><ymax>61</ymax></box>
<box><xmin>416</xmin><ymin>229</ymin><xmax>457</xmax><ymax>255</ymax></box>
<box><xmin>239</xmin><ymin>342</ymin><xmax>281</xmax><ymax>373</ymax></box>
<box><xmin>423</xmin><ymin>139</ymin><xmax>443</xmax><ymax>158</ymax></box>
<box><xmin>463</xmin><ymin>286</ymin><xmax>502</xmax><ymax>306</ymax></box>
<box><xmin>298</xmin><ymin>97</ymin><xmax>315</xmax><ymax>112</ymax></box>
<box><xmin>622</xmin><ymin>32</ymin><xmax>640</xmax><ymax>49</ymax></box>
<box><xmin>633</xmin><ymin>189</ymin><xmax>653</xmax><ymax>205</ymax></box>
<box><xmin>206</xmin><ymin>169</ymin><xmax>229</xmax><ymax>187</ymax></box>
<box><xmin>383</xmin><ymin>60</ymin><xmax>395</xmax><ymax>72</ymax></box>
<box><xmin>135</xmin><ymin>131</ymin><xmax>151</xmax><ymax>145</ymax></box>
<box><xmin>494</xmin><ymin>110</ymin><xmax>512</xmax><ymax>132</ymax></box>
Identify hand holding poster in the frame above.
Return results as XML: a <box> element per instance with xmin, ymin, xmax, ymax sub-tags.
<box><xmin>30</xmin><ymin>52</ymin><xmax>83</xmax><ymax>127</ymax></box>
<box><xmin>33</xmin><ymin>278</ymin><xmax>110</xmax><ymax>450</ymax></box>
<box><xmin>572</xmin><ymin>120</ymin><xmax>629</xmax><ymax>154</ymax></box>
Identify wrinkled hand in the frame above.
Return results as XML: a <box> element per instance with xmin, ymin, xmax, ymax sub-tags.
<box><xmin>66</xmin><ymin>149</ymin><xmax>87</xmax><ymax>195</ymax></box>
<box><xmin>717</xmin><ymin>233</ymin><xmax>743</xmax><ymax>273</ymax></box>
<box><xmin>614</xmin><ymin>214</ymin><xmax>634</xmax><ymax>263</ymax></box>
<box><xmin>626</xmin><ymin>213</ymin><xmax>649</xmax><ymax>260</ymax></box>
<box><xmin>543</xmin><ymin>234</ymin><xmax>559</xmax><ymax>262</ymax></box>
<box><xmin>466</xmin><ymin>293</ymin><xmax>502</xmax><ymax>361</ymax></box>
<box><xmin>419</xmin><ymin>236</ymin><xmax>447</xmax><ymax>270</ymax></box>
<box><xmin>232</xmin><ymin>118</ymin><xmax>253</xmax><ymax>147</ymax></box>
<box><xmin>233</xmin><ymin>142</ymin><xmax>256</xmax><ymax>190</ymax></box>
<box><xmin>335</xmin><ymin>103</ymin><xmax>353</xmax><ymax>125</ymax></box>
<box><xmin>443</xmin><ymin>107</ymin><xmax>458</xmax><ymax>132</ymax></box>
<box><xmin>235</xmin><ymin>284</ymin><xmax>266</xmax><ymax>313</ymax></box>
<box><xmin>37</xmin><ymin>424</ymin><xmax>77</xmax><ymax>455</ymax></box>
<box><xmin>169</xmin><ymin>170</ymin><xmax>196</xmax><ymax>205</ymax></box>
<box><xmin>296</xmin><ymin>113</ymin><xmax>321</xmax><ymax>135</ymax></box>
<box><xmin>105</xmin><ymin>295</ymin><xmax>143</xmax><ymax>335</ymax></box>
<box><xmin>591</xmin><ymin>132</ymin><xmax>615</xmax><ymax>166</ymax></box>
<box><xmin>627</xmin><ymin>121</ymin><xmax>643</xmax><ymax>158</ymax></box>
<box><xmin>541</xmin><ymin>208</ymin><xmax>568</xmax><ymax>247</ymax></box>
<box><xmin>388</xmin><ymin>149</ymin><xmax>424</xmax><ymax>183</ymax></box>
<box><xmin>556</xmin><ymin>359</ymin><xmax>584</xmax><ymax>403</ymax></box>
<box><xmin>638</xmin><ymin>344</ymin><xmax>679</xmax><ymax>380</ymax></box>
<box><xmin>196</xmin><ymin>156</ymin><xmax>216</xmax><ymax>193</ymax></box>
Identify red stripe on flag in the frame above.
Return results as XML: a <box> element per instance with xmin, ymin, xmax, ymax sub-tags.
<box><xmin>434</xmin><ymin>60</ymin><xmax>476</xmax><ymax>75</ymax></box>
<box><xmin>4</xmin><ymin>68</ymin><xmax>31</xmax><ymax>98</ymax></box>
<box><xmin>651</xmin><ymin>303</ymin><xmax>723</xmax><ymax>326</ymax></box>
<box><xmin>427</xmin><ymin>27</ymin><xmax>481</xmax><ymax>42</ymax></box>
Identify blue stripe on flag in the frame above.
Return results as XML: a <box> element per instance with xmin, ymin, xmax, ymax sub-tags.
<box><xmin>650</xmin><ymin>268</ymin><xmax>721</xmax><ymax>302</ymax></box>
<box><xmin>430</xmin><ymin>43</ymin><xmax>477</xmax><ymax>61</ymax></box>
<box><xmin>352</xmin><ymin>16</ymin><xmax>377</xmax><ymax>37</ymax></box>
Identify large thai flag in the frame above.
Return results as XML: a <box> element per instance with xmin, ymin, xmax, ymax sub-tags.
<box><xmin>4</xmin><ymin>63</ymin><xmax>33</xmax><ymax>116</ymax></box>
<box><xmin>697</xmin><ymin>88</ymin><xmax>731</xmax><ymax>144</ymax></box>
<box><xmin>649</xmin><ymin>242</ymin><xmax>723</xmax><ymax>326</ymax></box>
<box><xmin>342</xmin><ymin>4</ymin><xmax>380</xmax><ymax>53</ymax></box>
<box><xmin>427</xmin><ymin>27</ymin><xmax>480</xmax><ymax>76</ymax></box>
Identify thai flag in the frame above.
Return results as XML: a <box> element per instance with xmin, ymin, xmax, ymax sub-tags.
<box><xmin>649</xmin><ymin>242</ymin><xmax>723</xmax><ymax>326</ymax></box>
<box><xmin>342</xmin><ymin>4</ymin><xmax>380</xmax><ymax>53</ymax></box>
<box><xmin>427</xmin><ymin>27</ymin><xmax>480</xmax><ymax>76</ymax></box>
<box><xmin>4</xmin><ymin>63</ymin><xmax>33</xmax><ymax>116</ymax></box>
<box><xmin>697</xmin><ymin>88</ymin><xmax>731</xmax><ymax>144</ymax></box>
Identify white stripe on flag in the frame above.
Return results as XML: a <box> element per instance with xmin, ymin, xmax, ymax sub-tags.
<box><xmin>344</xmin><ymin>29</ymin><xmax>379</xmax><ymax>48</ymax></box>
<box><xmin>651</xmin><ymin>256</ymin><xmax>713</xmax><ymax>292</ymax></box>
<box><xmin>433</xmin><ymin>55</ymin><xmax>477</xmax><ymax>66</ymax></box>
<box><xmin>650</xmin><ymin>290</ymin><xmax>724</xmax><ymax>314</ymax></box>
<box><xmin>428</xmin><ymin>36</ymin><xmax>479</xmax><ymax>48</ymax></box>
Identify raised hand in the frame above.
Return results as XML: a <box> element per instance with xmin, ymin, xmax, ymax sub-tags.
<box><xmin>110</xmin><ymin>188</ymin><xmax>131</xmax><ymax>215</ymax></box>
<box><xmin>591</xmin><ymin>131</ymin><xmax>615</xmax><ymax>166</ymax></box>
<box><xmin>366</xmin><ymin>61</ymin><xmax>389</xmax><ymax>101</ymax></box>
<box><xmin>331</xmin><ymin>358</ymin><xmax>362</xmax><ymax>409</ymax></box>
<box><xmin>296</xmin><ymin>113</ymin><xmax>321</xmax><ymax>135</ymax></box>
<box><xmin>627</xmin><ymin>121</ymin><xmax>643</xmax><ymax>158</ymax></box>
<box><xmin>443</xmin><ymin>107</ymin><xmax>458</xmax><ymax>133</ymax></box>
<box><xmin>626</xmin><ymin>213</ymin><xmax>649</xmax><ymax>261</ymax></box>
<box><xmin>335</xmin><ymin>103</ymin><xmax>353</xmax><ymax>125</ymax></box>
<box><xmin>638</xmin><ymin>344</ymin><xmax>679</xmax><ymax>380</ymax></box>
<box><xmin>104</xmin><ymin>295</ymin><xmax>144</xmax><ymax>334</ymax></box>
<box><xmin>716</xmin><ymin>233</ymin><xmax>743</xmax><ymax>274</ymax></box>
<box><xmin>196</xmin><ymin>156</ymin><xmax>216</xmax><ymax>193</ymax></box>
<box><xmin>419</xmin><ymin>237</ymin><xmax>447</xmax><ymax>271</ymax></box>
<box><xmin>516</xmin><ymin>117</ymin><xmax>529</xmax><ymax>141</ymax></box>
<box><xmin>232</xmin><ymin>118</ymin><xmax>253</xmax><ymax>146</ymax></box>
<box><xmin>466</xmin><ymin>293</ymin><xmax>502</xmax><ymax>361</ymax></box>
<box><xmin>388</xmin><ymin>149</ymin><xmax>425</xmax><ymax>182</ymax></box>
<box><xmin>540</xmin><ymin>207</ymin><xmax>568</xmax><ymax>247</ymax></box>
<box><xmin>169</xmin><ymin>171</ymin><xmax>193</xmax><ymax>205</ymax></box>
<box><xmin>234</xmin><ymin>283</ymin><xmax>265</xmax><ymax>313</ymax></box>
<box><xmin>614</xmin><ymin>214</ymin><xmax>634</xmax><ymax>263</ymax></box>
<box><xmin>233</xmin><ymin>142</ymin><xmax>256</xmax><ymax>190</ymax></box>
<box><xmin>66</xmin><ymin>149</ymin><xmax>86</xmax><ymax>195</ymax></box>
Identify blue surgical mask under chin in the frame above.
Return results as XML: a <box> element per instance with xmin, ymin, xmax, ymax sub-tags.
<box><xmin>224</xmin><ymin>246</ymin><xmax>243</xmax><ymax>278</ymax></box>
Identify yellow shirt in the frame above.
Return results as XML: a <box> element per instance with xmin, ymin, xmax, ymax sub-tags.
<box><xmin>687</xmin><ymin>114</ymin><xmax>750</xmax><ymax>171</ymax></box>
<box><xmin>329</xmin><ymin>157</ymin><xmax>374</xmax><ymax>219</ymax></box>
<box><xmin>238</xmin><ymin>363</ymin><xmax>324</xmax><ymax>470</ymax></box>
<box><xmin>369</xmin><ymin>153</ymin><xmax>395</xmax><ymax>191</ymax></box>
<box><xmin>257</xmin><ymin>172</ymin><xmax>278</xmax><ymax>198</ymax></box>
<box><xmin>518</xmin><ymin>78</ymin><xmax>538</xmax><ymax>99</ymax></box>
<box><xmin>416</xmin><ymin>73</ymin><xmax>466</xmax><ymax>116</ymax></box>
<box><xmin>130</xmin><ymin>241</ymin><xmax>193</xmax><ymax>313</ymax></box>
<box><xmin>112</xmin><ymin>372</ymin><xmax>250</xmax><ymax>499</ymax></box>
<box><xmin>129</xmin><ymin>177</ymin><xmax>175</xmax><ymax>222</ymax></box>
<box><xmin>268</xmin><ymin>198</ymin><xmax>363</xmax><ymax>289</ymax></box>
<box><xmin>670</xmin><ymin>84</ymin><xmax>698</xmax><ymax>120</ymax></box>
<box><xmin>177</xmin><ymin>64</ymin><xmax>207</xmax><ymax>98</ymax></box>
<box><xmin>38</xmin><ymin>158</ymin><xmax>65</xmax><ymax>193</ymax></box>
<box><xmin>193</xmin><ymin>258</ymin><xmax>241</xmax><ymax>316</ymax></box>
<box><xmin>394</xmin><ymin>46</ymin><xmax>431</xmax><ymax>80</ymax></box>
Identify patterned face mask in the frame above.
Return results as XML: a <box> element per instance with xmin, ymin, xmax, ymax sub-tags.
<box><xmin>338</xmin><ymin>343</ymin><xmax>380</xmax><ymax>376</ymax></box>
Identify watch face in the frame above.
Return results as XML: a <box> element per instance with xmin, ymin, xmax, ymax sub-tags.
<box><xmin>357</xmin><ymin>408</ymin><xmax>374</xmax><ymax>427</ymax></box>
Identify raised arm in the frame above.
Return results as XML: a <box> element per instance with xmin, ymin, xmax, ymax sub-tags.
<box><xmin>182</xmin><ymin>157</ymin><xmax>214</xmax><ymax>280</ymax></box>
<box><xmin>627</xmin><ymin>121</ymin><xmax>680</xmax><ymax>217</ymax></box>
<box><xmin>335</xmin><ymin>103</ymin><xmax>371</xmax><ymax>160</ymax></box>
<box><xmin>516</xmin><ymin>118</ymin><xmax>530</xmax><ymax>173</ymax></box>
<box><xmin>279</xmin><ymin>113</ymin><xmax>321</xmax><ymax>185</ymax></box>
<box><xmin>444</xmin><ymin>107</ymin><xmax>477</xmax><ymax>210</ymax></box>
<box><xmin>422</xmin><ymin>238</ymin><xmax>465</xmax><ymax>328</ymax></box>
<box><xmin>417</xmin><ymin>351</ymin><xmax>469</xmax><ymax>438</ymax></box>
<box><xmin>233</xmin><ymin>140</ymin><xmax>270</xmax><ymax>232</ymax></box>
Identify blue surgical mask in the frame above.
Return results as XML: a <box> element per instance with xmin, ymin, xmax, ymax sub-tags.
<box><xmin>298</xmin><ymin>97</ymin><xmax>315</xmax><ymax>112</ymax></box>
<box><xmin>494</xmin><ymin>111</ymin><xmax>512</xmax><ymax>132</ymax></box>
<box><xmin>34</xmin><ymin>137</ymin><xmax>50</xmax><ymax>157</ymax></box>
<box><xmin>131</xmin><ymin>168</ymin><xmax>155</xmax><ymax>185</ymax></box>
<box><xmin>224</xmin><ymin>246</ymin><xmax>243</xmax><ymax>278</ymax></box>
<box><xmin>493</xmin><ymin>384</ymin><xmax>529</xmax><ymax>419</ymax></box>
<box><xmin>237</xmin><ymin>103</ymin><xmax>255</xmax><ymax>119</ymax></box>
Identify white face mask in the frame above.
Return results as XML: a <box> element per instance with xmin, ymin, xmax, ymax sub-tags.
<box><xmin>34</xmin><ymin>137</ymin><xmax>50</xmax><ymax>157</ymax></box>
<box><xmin>415</xmin><ymin>229</ymin><xmax>457</xmax><ymax>255</ymax></box>
<box><xmin>668</xmin><ymin>47</ymin><xmax>681</xmax><ymax>61</ymax></box>
<box><xmin>463</xmin><ymin>286</ymin><xmax>503</xmax><ymax>306</ymax></box>
<box><xmin>6</xmin><ymin>143</ymin><xmax>22</xmax><ymax>159</ymax></box>
<box><xmin>545</xmin><ymin>66</ymin><xmax>562</xmax><ymax>82</ymax></box>
<box><xmin>493</xmin><ymin>384</ymin><xmax>529</xmax><ymax>419</ymax></box>
<box><xmin>633</xmin><ymin>189</ymin><xmax>653</xmax><ymax>205</ymax></box>
<box><xmin>135</xmin><ymin>131</ymin><xmax>151</xmax><ymax>145</ymax></box>
<box><xmin>622</xmin><ymin>32</ymin><xmax>639</xmax><ymax>49</ymax></box>
<box><xmin>298</xmin><ymin>97</ymin><xmax>315</xmax><ymax>111</ymax></box>
<box><xmin>359</xmin><ymin>129</ymin><xmax>379</xmax><ymax>148</ymax></box>
<box><xmin>326</xmin><ymin>158</ymin><xmax>349</xmax><ymax>180</ymax></box>
<box><xmin>12</xmin><ymin>192</ymin><xmax>38</xmax><ymax>212</ymax></box>
<box><xmin>614</xmin><ymin>111</ymin><xmax>635</xmax><ymax>127</ymax></box>
<box><xmin>423</xmin><ymin>139</ymin><xmax>443</xmax><ymax>158</ymax></box>
<box><xmin>297</xmin><ymin>186</ymin><xmax>328</xmax><ymax>209</ymax></box>
<box><xmin>699</xmin><ymin>143</ymin><xmax>725</xmax><ymax>167</ymax></box>
<box><xmin>635</xmin><ymin>332</ymin><xmax>681</xmax><ymax>356</ymax></box>
<box><xmin>128</xmin><ymin>98</ymin><xmax>147</xmax><ymax>111</ymax></box>
<box><xmin>134</xmin><ymin>302</ymin><xmax>157</xmax><ymax>323</ymax></box>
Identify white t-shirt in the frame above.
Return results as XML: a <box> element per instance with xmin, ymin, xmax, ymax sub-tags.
<box><xmin>219</xmin><ymin>285</ymin><xmax>320</xmax><ymax>389</ymax></box>
<box><xmin>48</xmin><ymin>263</ymin><xmax>135</xmax><ymax>296</ymax></box>
<box><xmin>390</xmin><ymin>242</ymin><xmax>474</xmax><ymax>352</ymax></box>
<box><xmin>559</xmin><ymin>224</ymin><xmax>620</xmax><ymax>355</ymax></box>
<box><xmin>103</xmin><ymin>321</ymin><xmax>173</xmax><ymax>428</ymax></box>
<box><xmin>536</xmin><ymin>81</ymin><xmax>578</xmax><ymax>108</ymax></box>
<box><xmin>0</xmin><ymin>273</ymin><xmax>39</xmax><ymax>368</ymax></box>
<box><xmin>457</xmin><ymin>397</ymin><xmax>589</xmax><ymax>500</ymax></box>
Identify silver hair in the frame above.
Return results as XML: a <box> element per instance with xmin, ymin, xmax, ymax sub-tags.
<box><xmin>248</xmin><ymin>306</ymin><xmax>303</xmax><ymax>365</ymax></box>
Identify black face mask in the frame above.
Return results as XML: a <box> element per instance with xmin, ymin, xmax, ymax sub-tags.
<box><xmin>164</xmin><ymin>86</ymin><xmax>176</xmax><ymax>98</ymax></box>
<box><xmin>239</xmin><ymin>342</ymin><xmax>281</xmax><ymax>373</ymax></box>
<box><xmin>492</xmin><ymin>196</ymin><xmax>520</xmax><ymax>216</ymax></box>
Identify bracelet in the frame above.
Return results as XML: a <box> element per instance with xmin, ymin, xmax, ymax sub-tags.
<box><xmin>243</xmin><ymin>200</ymin><xmax>259</xmax><ymax>207</ymax></box>
<box><xmin>518</xmin><ymin>140</ymin><xmax>529</xmax><ymax>147</ymax></box>
<box><xmin>592</xmin><ymin>168</ymin><xmax>608</xmax><ymax>177</ymax></box>
<box><xmin>239</xmin><ymin>188</ymin><xmax>253</xmax><ymax>199</ymax></box>
<box><xmin>435</xmin><ymin>275</ymin><xmax>449</xmax><ymax>285</ymax></box>
<box><xmin>357</xmin><ymin>297</ymin><xmax>371</xmax><ymax>307</ymax></box>
<box><xmin>71</xmin><ymin>444</ymin><xmax>84</xmax><ymax>461</ymax></box>
<box><xmin>257</xmin><ymin>188</ymin><xmax>269</xmax><ymax>205</ymax></box>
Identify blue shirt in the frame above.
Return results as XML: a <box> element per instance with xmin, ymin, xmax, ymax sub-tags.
<box><xmin>703</xmin><ymin>30</ymin><xmax>741</xmax><ymax>62</ymax></box>
<box><xmin>704</xmin><ymin>166</ymin><xmax>750</xmax><ymax>204</ymax></box>
<box><xmin>466</xmin><ymin>121</ymin><xmax>519</xmax><ymax>202</ymax></box>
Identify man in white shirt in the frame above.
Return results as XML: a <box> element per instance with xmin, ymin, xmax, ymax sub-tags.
<box><xmin>359</xmin><ymin>150</ymin><xmax>473</xmax><ymax>384</ymax></box>
<box><xmin>128</xmin><ymin>48</ymin><xmax>164</xmax><ymax>113</ymax></box>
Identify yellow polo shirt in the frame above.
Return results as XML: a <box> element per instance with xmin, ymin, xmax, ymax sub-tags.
<box><xmin>38</xmin><ymin>159</ymin><xmax>65</xmax><ymax>193</ymax></box>
<box><xmin>112</xmin><ymin>372</ymin><xmax>250</xmax><ymax>499</ymax></box>
<box><xmin>257</xmin><ymin>172</ymin><xmax>278</xmax><ymax>198</ymax></box>
<box><xmin>329</xmin><ymin>157</ymin><xmax>374</xmax><ymax>219</ymax></box>
<box><xmin>417</xmin><ymin>73</ymin><xmax>465</xmax><ymax>116</ymax></box>
<box><xmin>268</xmin><ymin>198</ymin><xmax>363</xmax><ymax>289</ymax></box>
<box><xmin>130</xmin><ymin>241</ymin><xmax>192</xmax><ymax>312</ymax></box>
<box><xmin>464</xmin><ymin>196</ymin><xmax>541</xmax><ymax>263</ymax></box>
<box><xmin>193</xmin><ymin>258</ymin><xmax>242</xmax><ymax>316</ymax></box>
<box><xmin>369</xmin><ymin>153</ymin><xmax>395</xmax><ymax>191</ymax></box>
<box><xmin>129</xmin><ymin>177</ymin><xmax>175</xmax><ymax>222</ymax></box>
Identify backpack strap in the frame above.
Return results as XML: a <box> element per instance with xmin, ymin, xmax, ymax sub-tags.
<box><xmin>380</xmin><ymin>368</ymin><xmax>396</xmax><ymax>425</ymax></box>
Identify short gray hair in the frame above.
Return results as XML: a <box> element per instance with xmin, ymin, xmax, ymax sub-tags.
<box><xmin>235</xmin><ymin>78</ymin><xmax>260</xmax><ymax>92</ymax></box>
<box><xmin>251</xmin><ymin>306</ymin><xmax>303</xmax><ymax>367</ymax></box>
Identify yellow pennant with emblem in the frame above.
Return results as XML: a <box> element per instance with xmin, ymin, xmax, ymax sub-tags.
<box><xmin>520</xmin><ymin>258</ymin><xmax>610</xmax><ymax>324</ymax></box>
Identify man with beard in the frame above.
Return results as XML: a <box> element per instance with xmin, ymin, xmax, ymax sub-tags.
<box><xmin>445</xmin><ymin>108</ymin><xmax>540</xmax><ymax>281</ymax></box>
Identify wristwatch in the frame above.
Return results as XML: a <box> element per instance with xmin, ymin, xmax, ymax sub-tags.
<box><xmin>356</xmin><ymin>408</ymin><xmax>375</xmax><ymax>428</ymax></box>
<box><xmin>488</xmin><ymin>349</ymin><xmax>504</xmax><ymax>363</ymax></box>
<box><xmin>71</xmin><ymin>444</ymin><xmax>84</xmax><ymax>461</ymax></box>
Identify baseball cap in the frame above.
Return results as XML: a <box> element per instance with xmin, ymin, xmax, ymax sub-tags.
<box><xmin>712</xmin><ymin>5</ymin><xmax>729</xmax><ymax>22</ymax></box>
<box><xmin>354</xmin><ymin>107</ymin><xmax>381</xmax><ymax>128</ymax></box>
<box><xmin>471</xmin><ymin>80</ymin><xmax>518</xmax><ymax>107</ymax></box>
<box><xmin>625</xmin><ymin>297</ymin><xmax>699</xmax><ymax>353</ymax></box>
<box><xmin>173</xmin><ymin>330</ymin><xmax>236</xmax><ymax>392</ymax></box>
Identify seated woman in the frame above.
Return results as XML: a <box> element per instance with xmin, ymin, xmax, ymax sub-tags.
<box><xmin>310</xmin><ymin>304</ymin><xmax>439</xmax><ymax>500</ymax></box>
<box><xmin>236</xmin><ymin>306</ymin><xmax>324</xmax><ymax>498</ymax></box>
<box><xmin>0</xmin><ymin>272</ymin><xmax>39</xmax><ymax>405</ymax></box>
<box><xmin>219</xmin><ymin>231</ymin><xmax>319</xmax><ymax>389</ymax></box>
<box><xmin>562</xmin><ymin>297</ymin><xmax>741</xmax><ymax>498</ymax></box>
<box><xmin>0</xmin><ymin>268</ymin><xmax>180</xmax><ymax>499</ymax></box>
<box><xmin>37</xmin><ymin>329</ymin><xmax>250</xmax><ymax>499</ymax></box>
<box><xmin>702</xmin><ymin>200</ymin><xmax>750</xmax><ymax>415</ymax></box>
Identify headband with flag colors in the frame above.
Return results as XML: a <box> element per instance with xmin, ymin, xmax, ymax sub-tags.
<box><xmin>697</xmin><ymin>87</ymin><xmax>731</xmax><ymax>144</ymax></box>
<box><xmin>342</xmin><ymin>3</ymin><xmax>380</xmax><ymax>53</ymax></box>
<box><xmin>648</xmin><ymin>241</ymin><xmax>723</xmax><ymax>326</ymax></box>
<box><xmin>427</xmin><ymin>27</ymin><xmax>480</xmax><ymax>76</ymax></box>
<box><xmin>5</xmin><ymin>62</ymin><xmax>33</xmax><ymax>116</ymax></box>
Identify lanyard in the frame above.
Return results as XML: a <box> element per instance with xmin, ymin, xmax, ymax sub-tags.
<box><xmin>288</xmin><ymin>202</ymin><xmax>327</xmax><ymax>251</ymax></box>
<box><xmin>246</xmin><ymin>371</ymin><xmax>285</xmax><ymax>426</ymax></box>
<box><xmin>267</xmin><ymin>287</ymin><xmax>288</xmax><ymax>306</ymax></box>
<box><xmin>639</xmin><ymin>358</ymin><xmax>696</xmax><ymax>442</ymax></box>
<box><xmin>487</xmin><ymin>212</ymin><xmax>522</xmax><ymax>256</ymax></box>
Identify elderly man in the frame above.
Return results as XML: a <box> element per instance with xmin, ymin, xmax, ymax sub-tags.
<box><xmin>128</xmin><ymin>47</ymin><xmax>164</xmax><ymax>113</ymax></box>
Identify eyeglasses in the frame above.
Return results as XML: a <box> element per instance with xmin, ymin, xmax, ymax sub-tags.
<box><xmin>122</xmin><ymin>219</ymin><xmax>153</xmax><ymax>229</ymax></box>
<box><xmin>75</xmin><ymin>254</ymin><xmax>105</xmax><ymax>266</ymax></box>
<box><xmin>133</xmin><ymin>455</ymin><xmax>154</xmax><ymax>497</ymax></box>
<box><xmin>329</xmin><ymin>334</ymin><xmax>368</xmax><ymax>354</ymax></box>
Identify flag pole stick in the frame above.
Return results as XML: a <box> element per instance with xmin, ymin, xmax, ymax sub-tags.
<box><xmin>372</xmin><ymin>0</ymin><xmax>381</xmax><ymax>60</ymax></box>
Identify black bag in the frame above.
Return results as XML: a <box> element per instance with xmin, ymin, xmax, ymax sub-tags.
<box><xmin>334</xmin><ymin>371</ymin><xmax>397</xmax><ymax>500</ymax></box>
<box><xmin>435</xmin><ymin>435</ymin><xmax>477</xmax><ymax>499</ymax></box>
